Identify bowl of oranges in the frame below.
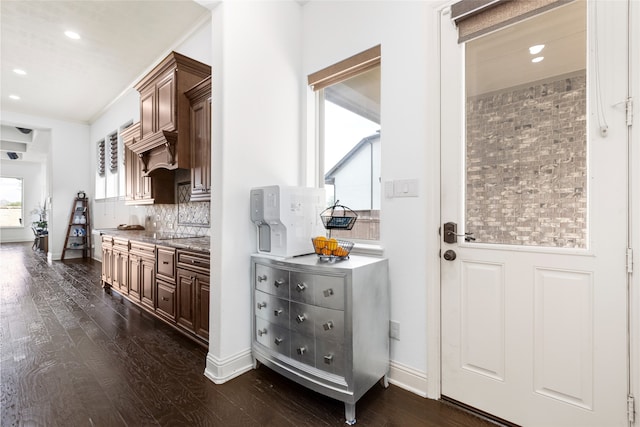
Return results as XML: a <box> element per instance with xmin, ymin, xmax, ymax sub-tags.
<box><xmin>312</xmin><ymin>236</ymin><xmax>354</xmax><ymax>261</ymax></box>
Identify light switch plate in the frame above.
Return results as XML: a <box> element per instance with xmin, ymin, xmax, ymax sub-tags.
<box><xmin>393</xmin><ymin>179</ymin><xmax>418</xmax><ymax>197</ymax></box>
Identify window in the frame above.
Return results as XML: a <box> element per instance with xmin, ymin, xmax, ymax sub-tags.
<box><xmin>0</xmin><ymin>177</ymin><xmax>24</xmax><ymax>228</ymax></box>
<box><xmin>309</xmin><ymin>46</ymin><xmax>381</xmax><ymax>241</ymax></box>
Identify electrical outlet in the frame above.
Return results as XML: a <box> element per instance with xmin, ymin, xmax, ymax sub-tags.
<box><xmin>389</xmin><ymin>320</ymin><xmax>400</xmax><ymax>340</ymax></box>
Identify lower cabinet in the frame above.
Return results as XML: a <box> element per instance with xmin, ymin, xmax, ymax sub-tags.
<box><xmin>100</xmin><ymin>235</ymin><xmax>208</xmax><ymax>345</ymax></box>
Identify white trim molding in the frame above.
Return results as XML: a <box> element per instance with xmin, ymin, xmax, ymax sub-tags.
<box><xmin>204</xmin><ymin>348</ymin><xmax>254</xmax><ymax>384</ymax></box>
<box><xmin>388</xmin><ymin>360</ymin><xmax>429</xmax><ymax>398</ymax></box>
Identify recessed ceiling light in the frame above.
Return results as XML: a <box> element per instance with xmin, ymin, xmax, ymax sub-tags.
<box><xmin>531</xmin><ymin>56</ymin><xmax>544</xmax><ymax>63</ymax></box>
<box><xmin>13</xmin><ymin>68</ymin><xmax>27</xmax><ymax>75</ymax></box>
<box><xmin>529</xmin><ymin>44</ymin><xmax>545</xmax><ymax>55</ymax></box>
<box><xmin>9</xmin><ymin>95</ymin><xmax>21</xmax><ymax>100</ymax></box>
<box><xmin>64</xmin><ymin>30</ymin><xmax>81</xmax><ymax>40</ymax></box>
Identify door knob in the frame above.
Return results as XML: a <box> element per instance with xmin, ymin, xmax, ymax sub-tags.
<box><xmin>443</xmin><ymin>250</ymin><xmax>457</xmax><ymax>261</ymax></box>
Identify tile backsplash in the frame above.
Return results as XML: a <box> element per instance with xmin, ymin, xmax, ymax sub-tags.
<box><xmin>145</xmin><ymin>201</ymin><xmax>210</xmax><ymax>236</ymax></box>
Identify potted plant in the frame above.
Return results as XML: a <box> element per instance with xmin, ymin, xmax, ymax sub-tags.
<box><xmin>31</xmin><ymin>201</ymin><xmax>48</xmax><ymax>231</ymax></box>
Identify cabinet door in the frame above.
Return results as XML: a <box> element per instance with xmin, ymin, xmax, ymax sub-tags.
<box><xmin>102</xmin><ymin>246</ymin><xmax>112</xmax><ymax>285</ymax></box>
<box><xmin>156</xmin><ymin>71</ymin><xmax>176</xmax><ymax>132</ymax></box>
<box><xmin>125</xmin><ymin>148</ymin><xmax>136</xmax><ymax>202</ymax></box>
<box><xmin>176</xmin><ymin>268</ymin><xmax>196</xmax><ymax>331</ymax></box>
<box><xmin>190</xmin><ymin>97</ymin><xmax>211</xmax><ymax>200</ymax></box>
<box><xmin>112</xmin><ymin>249</ymin><xmax>129</xmax><ymax>294</ymax></box>
<box><xmin>140</xmin><ymin>87</ymin><xmax>155</xmax><ymax>139</ymax></box>
<box><xmin>140</xmin><ymin>257</ymin><xmax>155</xmax><ymax>310</ymax></box>
<box><xmin>128</xmin><ymin>254</ymin><xmax>141</xmax><ymax>300</ymax></box>
<box><xmin>156</xmin><ymin>280</ymin><xmax>176</xmax><ymax>322</ymax></box>
<box><xmin>196</xmin><ymin>273</ymin><xmax>210</xmax><ymax>341</ymax></box>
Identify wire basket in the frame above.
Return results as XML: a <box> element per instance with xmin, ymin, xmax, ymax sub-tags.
<box><xmin>311</xmin><ymin>237</ymin><xmax>354</xmax><ymax>262</ymax></box>
<box><xmin>320</xmin><ymin>202</ymin><xmax>358</xmax><ymax>230</ymax></box>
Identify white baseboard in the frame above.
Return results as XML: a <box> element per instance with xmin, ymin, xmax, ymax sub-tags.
<box><xmin>204</xmin><ymin>348</ymin><xmax>254</xmax><ymax>384</ymax></box>
<box><xmin>387</xmin><ymin>360</ymin><xmax>429</xmax><ymax>398</ymax></box>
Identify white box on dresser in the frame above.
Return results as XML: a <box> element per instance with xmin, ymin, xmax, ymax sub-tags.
<box><xmin>251</xmin><ymin>254</ymin><xmax>389</xmax><ymax>425</ymax></box>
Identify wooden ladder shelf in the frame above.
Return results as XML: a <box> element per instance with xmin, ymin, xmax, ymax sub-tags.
<box><xmin>61</xmin><ymin>197</ymin><xmax>92</xmax><ymax>260</ymax></box>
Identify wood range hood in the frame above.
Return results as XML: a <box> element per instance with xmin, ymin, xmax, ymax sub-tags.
<box><xmin>126</xmin><ymin>51</ymin><xmax>211</xmax><ymax>174</ymax></box>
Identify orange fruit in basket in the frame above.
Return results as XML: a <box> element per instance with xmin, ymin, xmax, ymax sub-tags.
<box><xmin>321</xmin><ymin>247</ymin><xmax>332</xmax><ymax>256</ymax></box>
<box><xmin>333</xmin><ymin>247</ymin><xmax>347</xmax><ymax>257</ymax></box>
<box><xmin>314</xmin><ymin>236</ymin><xmax>327</xmax><ymax>249</ymax></box>
<box><xmin>326</xmin><ymin>238</ymin><xmax>338</xmax><ymax>251</ymax></box>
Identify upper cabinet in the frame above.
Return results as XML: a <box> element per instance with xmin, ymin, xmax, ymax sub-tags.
<box><xmin>127</xmin><ymin>52</ymin><xmax>211</xmax><ymax>175</ymax></box>
<box><xmin>185</xmin><ymin>76</ymin><xmax>212</xmax><ymax>202</ymax></box>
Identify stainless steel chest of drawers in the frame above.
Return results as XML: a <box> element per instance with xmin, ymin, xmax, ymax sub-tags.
<box><xmin>251</xmin><ymin>254</ymin><xmax>389</xmax><ymax>425</ymax></box>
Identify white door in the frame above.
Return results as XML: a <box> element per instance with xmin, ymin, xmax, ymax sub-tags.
<box><xmin>440</xmin><ymin>2</ymin><xmax>630</xmax><ymax>426</ymax></box>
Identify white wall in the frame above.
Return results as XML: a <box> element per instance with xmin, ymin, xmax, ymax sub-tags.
<box><xmin>0</xmin><ymin>160</ymin><xmax>46</xmax><ymax>242</ymax></box>
<box><xmin>0</xmin><ymin>111</ymin><xmax>90</xmax><ymax>260</ymax></box>
<box><xmin>302</xmin><ymin>1</ymin><xmax>437</xmax><ymax>393</ymax></box>
<box><xmin>205</xmin><ymin>0</ymin><xmax>304</xmax><ymax>382</ymax></box>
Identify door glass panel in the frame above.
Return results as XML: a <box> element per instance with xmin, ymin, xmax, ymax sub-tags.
<box><xmin>465</xmin><ymin>1</ymin><xmax>586</xmax><ymax>248</ymax></box>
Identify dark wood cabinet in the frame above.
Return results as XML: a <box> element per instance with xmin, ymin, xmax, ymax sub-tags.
<box><xmin>101</xmin><ymin>235</ymin><xmax>113</xmax><ymax>287</ymax></box>
<box><xmin>186</xmin><ymin>77</ymin><xmax>212</xmax><ymax>202</ymax></box>
<box><xmin>112</xmin><ymin>238</ymin><xmax>129</xmax><ymax>295</ymax></box>
<box><xmin>101</xmin><ymin>236</ymin><xmax>208</xmax><ymax>345</ymax></box>
<box><xmin>130</xmin><ymin>52</ymin><xmax>211</xmax><ymax>174</ymax></box>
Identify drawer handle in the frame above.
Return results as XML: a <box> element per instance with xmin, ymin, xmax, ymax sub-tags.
<box><xmin>162</xmin><ymin>297</ymin><xmax>169</xmax><ymax>301</ymax></box>
<box><xmin>296</xmin><ymin>283</ymin><xmax>307</xmax><ymax>292</ymax></box>
<box><xmin>323</xmin><ymin>321</ymin><xmax>334</xmax><ymax>331</ymax></box>
<box><xmin>257</xmin><ymin>302</ymin><xmax>267</xmax><ymax>309</ymax></box>
<box><xmin>162</xmin><ymin>261</ymin><xmax>169</xmax><ymax>264</ymax></box>
<box><xmin>323</xmin><ymin>288</ymin><xmax>334</xmax><ymax>297</ymax></box>
<box><xmin>257</xmin><ymin>274</ymin><xmax>267</xmax><ymax>282</ymax></box>
<box><xmin>324</xmin><ymin>354</ymin><xmax>334</xmax><ymax>365</ymax></box>
<box><xmin>274</xmin><ymin>337</ymin><xmax>283</xmax><ymax>345</ymax></box>
<box><xmin>274</xmin><ymin>279</ymin><xmax>285</xmax><ymax>288</ymax></box>
<box><xmin>274</xmin><ymin>308</ymin><xmax>283</xmax><ymax>316</ymax></box>
<box><xmin>296</xmin><ymin>346</ymin><xmax>307</xmax><ymax>355</ymax></box>
<box><xmin>191</xmin><ymin>259</ymin><xmax>203</xmax><ymax>265</ymax></box>
<box><xmin>257</xmin><ymin>328</ymin><xmax>267</xmax><ymax>337</ymax></box>
<box><xmin>296</xmin><ymin>314</ymin><xmax>306</xmax><ymax>324</ymax></box>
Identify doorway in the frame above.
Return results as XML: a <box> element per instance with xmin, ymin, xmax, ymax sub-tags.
<box><xmin>439</xmin><ymin>1</ymin><xmax>631</xmax><ymax>425</ymax></box>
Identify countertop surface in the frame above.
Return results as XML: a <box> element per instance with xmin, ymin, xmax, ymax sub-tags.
<box><xmin>97</xmin><ymin>229</ymin><xmax>210</xmax><ymax>253</ymax></box>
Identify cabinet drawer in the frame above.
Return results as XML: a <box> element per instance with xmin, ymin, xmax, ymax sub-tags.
<box><xmin>290</xmin><ymin>302</ymin><xmax>345</xmax><ymax>342</ymax></box>
<box><xmin>130</xmin><ymin>240</ymin><xmax>155</xmax><ymax>258</ymax></box>
<box><xmin>255</xmin><ymin>264</ymin><xmax>289</xmax><ymax>299</ymax></box>
<box><xmin>157</xmin><ymin>246</ymin><xmax>176</xmax><ymax>282</ymax></box>
<box><xmin>289</xmin><ymin>272</ymin><xmax>314</xmax><ymax>305</ymax></box>
<box><xmin>314</xmin><ymin>275</ymin><xmax>345</xmax><ymax>310</ymax></box>
<box><xmin>177</xmin><ymin>250</ymin><xmax>209</xmax><ymax>273</ymax></box>
<box><xmin>315</xmin><ymin>339</ymin><xmax>346</xmax><ymax>378</ymax></box>
<box><xmin>291</xmin><ymin>331</ymin><xmax>315</xmax><ymax>366</ymax></box>
<box><xmin>156</xmin><ymin>281</ymin><xmax>176</xmax><ymax>321</ymax></box>
<box><xmin>101</xmin><ymin>235</ymin><xmax>113</xmax><ymax>245</ymax></box>
<box><xmin>255</xmin><ymin>317</ymin><xmax>290</xmax><ymax>357</ymax></box>
<box><xmin>255</xmin><ymin>290</ymin><xmax>289</xmax><ymax>329</ymax></box>
<box><xmin>113</xmin><ymin>237</ymin><xmax>129</xmax><ymax>251</ymax></box>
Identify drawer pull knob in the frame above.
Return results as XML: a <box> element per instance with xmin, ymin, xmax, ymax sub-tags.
<box><xmin>323</xmin><ymin>321</ymin><xmax>334</xmax><ymax>331</ymax></box>
<box><xmin>257</xmin><ymin>274</ymin><xmax>267</xmax><ymax>282</ymax></box>
<box><xmin>274</xmin><ymin>279</ymin><xmax>284</xmax><ymax>287</ymax></box>
<box><xmin>323</xmin><ymin>288</ymin><xmax>334</xmax><ymax>297</ymax></box>
<box><xmin>296</xmin><ymin>346</ymin><xmax>307</xmax><ymax>355</ymax></box>
<box><xmin>274</xmin><ymin>337</ymin><xmax>283</xmax><ymax>345</ymax></box>
<box><xmin>296</xmin><ymin>314</ymin><xmax>306</xmax><ymax>324</ymax></box>
<box><xmin>296</xmin><ymin>283</ymin><xmax>307</xmax><ymax>292</ymax></box>
<box><xmin>324</xmin><ymin>354</ymin><xmax>334</xmax><ymax>365</ymax></box>
<box><xmin>274</xmin><ymin>308</ymin><xmax>283</xmax><ymax>316</ymax></box>
<box><xmin>257</xmin><ymin>328</ymin><xmax>267</xmax><ymax>337</ymax></box>
<box><xmin>257</xmin><ymin>302</ymin><xmax>267</xmax><ymax>309</ymax></box>
<box><xmin>162</xmin><ymin>297</ymin><xmax>169</xmax><ymax>301</ymax></box>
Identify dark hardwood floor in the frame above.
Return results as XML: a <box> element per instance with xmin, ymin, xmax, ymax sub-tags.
<box><xmin>1</xmin><ymin>242</ymin><xmax>497</xmax><ymax>426</ymax></box>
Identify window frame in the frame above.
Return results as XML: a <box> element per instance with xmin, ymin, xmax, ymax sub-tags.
<box><xmin>0</xmin><ymin>176</ymin><xmax>25</xmax><ymax>229</ymax></box>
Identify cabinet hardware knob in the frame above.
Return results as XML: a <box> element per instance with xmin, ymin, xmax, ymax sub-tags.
<box><xmin>162</xmin><ymin>297</ymin><xmax>169</xmax><ymax>301</ymax></box>
<box><xmin>257</xmin><ymin>328</ymin><xmax>267</xmax><ymax>337</ymax></box>
<box><xmin>274</xmin><ymin>308</ymin><xmax>283</xmax><ymax>316</ymax></box>
<box><xmin>323</xmin><ymin>288</ymin><xmax>334</xmax><ymax>297</ymax></box>
<box><xmin>257</xmin><ymin>302</ymin><xmax>267</xmax><ymax>309</ymax></box>
<box><xmin>163</xmin><ymin>261</ymin><xmax>169</xmax><ymax>264</ymax></box>
<box><xmin>296</xmin><ymin>283</ymin><xmax>307</xmax><ymax>292</ymax></box>
<box><xmin>323</xmin><ymin>354</ymin><xmax>334</xmax><ymax>364</ymax></box>
<box><xmin>296</xmin><ymin>314</ymin><xmax>306</xmax><ymax>323</ymax></box>
<box><xmin>257</xmin><ymin>274</ymin><xmax>267</xmax><ymax>282</ymax></box>
<box><xmin>296</xmin><ymin>346</ymin><xmax>307</xmax><ymax>355</ymax></box>
<box><xmin>323</xmin><ymin>321</ymin><xmax>334</xmax><ymax>331</ymax></box>
<box><xmin>274</xmin><ymin>337</ymin><xmax>283</xmax><ymax>345</ymax></box>
<box><xmin>274</xmin><ymin>279</ymin><xmax>284</xmax><ymax>287</ymax></box>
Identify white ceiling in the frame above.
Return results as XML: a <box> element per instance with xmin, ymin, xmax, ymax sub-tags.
<box><xmin>0</xmin><ymin>0</ymin><xmax>210</xmax><ymax>126</ymax></box>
